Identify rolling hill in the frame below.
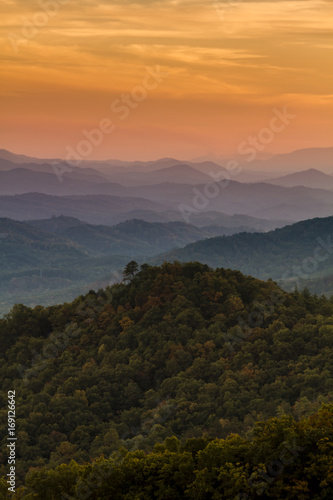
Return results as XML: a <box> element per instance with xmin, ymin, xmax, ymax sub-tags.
<box><xmin>0</xmin><ymin>217</ymin><xmax>85</xmax><ymax>269</ymax></box>
<box><xmin>159</xmin><ymin>215</ymin><xmax>333</xmax><ymax>293</ymax></box>
<box><xmin>0</xmin><ymin>217</ymin><xmax>128</xmax><ymax>315</ymax></box>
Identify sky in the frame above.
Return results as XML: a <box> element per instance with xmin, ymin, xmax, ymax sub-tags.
<box><xmin>0</xmin><ymin>0</ymin><xmax>332</xmax><ymax>160</ymax></box>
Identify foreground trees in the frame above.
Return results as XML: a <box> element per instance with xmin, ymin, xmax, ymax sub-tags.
<box><xmin>18</xmin><ymin>406</ymin><xmax>333</xmax><ymax>499</ymax></box>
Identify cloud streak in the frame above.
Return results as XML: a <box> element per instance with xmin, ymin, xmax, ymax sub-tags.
<box><xmin>0</xmin><ymin>0</ymin><xmax>332</xmax><ymax>158</ymax></box>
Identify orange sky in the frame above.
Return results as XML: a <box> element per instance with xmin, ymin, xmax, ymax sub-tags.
<box><xmin>1</xmin><ymin>0</ymin><xmax>332</xmax><ymax>160</ymax></box>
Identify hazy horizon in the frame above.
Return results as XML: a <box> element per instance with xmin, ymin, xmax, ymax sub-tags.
<box><xmin>1</xmin><ymin>144</ymin><xmax>333</xmax><ymax>166</ymax></box>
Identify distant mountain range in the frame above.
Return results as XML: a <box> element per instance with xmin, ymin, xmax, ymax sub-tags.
<box><xmin>1</xmin><ymin>146</ymin><xmax>332</xmax><ymax>185</ymax></box>
<box><xmin>1</xmin><ymin>213</ymin><xmax>333</xmax><ymax>316</ymax></box>
<box><xmin>91</xmin><ymin>163</ymin><xmax>215</xmax><ymax>186</ymax></box>
<box><xmin>1</xmin><ymin>179</ymin><xmax>333</xmax><ymax>224</ymax></box>
<box><xmin>0</xmin><ymin>147</ymin><xmax>332</xmax><ymax>313</ymax></box>
<box><xmin>0</xmin><ymin>148</ymin><xmax>332</xmax><ymax>224</ymax></box>
<box><xmin>0</xmin><ymin>166</ymin><xmax>113</xmax><ymax>196</ymax></box>
<box><xmin>190</xmin><ymin>147</ymin><xmax>333</xmax><ymax>174</ymax></box>
<box><xmin>0</xmin><ymin>215</ymin><xmax>276</xmax><ymax>314</ymax></box>
<box><xmin>0</xmin><ymin>191</ymin><xmax>292</xmax><ymax>228</ymax></box>
<box><xmin>26</xmin><ymin>216</ymin><xmax>249</xmax><ymax>256</ymax></box>
<box><xmin>0</xmin><ymin>214</ymin><xmax>283</xmax><ymax>273</ymax></box>
<box><xmin>127</xmin><ymin>180</ymin><xmax>333</xmax><ymax>222</ymax></box>
<box><xmin>0</xmin><ymin>193</ymin><xmax>167</xmax><ymax>224</ymax></box>
<box><xmin>248</xmin><ymin>147</ymin><xmax>333</xmax><ymax>174</ymax></box>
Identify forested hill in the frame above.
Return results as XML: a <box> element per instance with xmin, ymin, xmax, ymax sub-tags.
<box><xmin>1</xmin><ymin>262</ymin><xmax>333</xmax><ymax>497</ymax></box>
<box><xmin>160</xmin><ymin>215</ymin><xmax>333</xmax><ymax>291</ymax></box>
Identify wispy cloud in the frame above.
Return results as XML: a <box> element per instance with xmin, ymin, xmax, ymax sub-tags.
<box><xmin>0</xmin><ymin>0</ymin><xmax>332</xmax><ymax>158</ymax></box>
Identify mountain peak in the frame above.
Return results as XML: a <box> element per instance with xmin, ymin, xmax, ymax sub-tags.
<box><xmin>265</xmin><ymin>168</ymin><xmax>333</xmax><ymax>189</ymax></box>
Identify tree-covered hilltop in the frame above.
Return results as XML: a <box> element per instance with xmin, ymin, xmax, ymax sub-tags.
<box><xmin>1</xmin><ymin>262</ymin><xmax>333</xmax><ymax>490</ymax></box>
<box><xmin>13</xmin><ymin>405</ymin><xmax>333</xmax><ymax>499</ymax></box>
